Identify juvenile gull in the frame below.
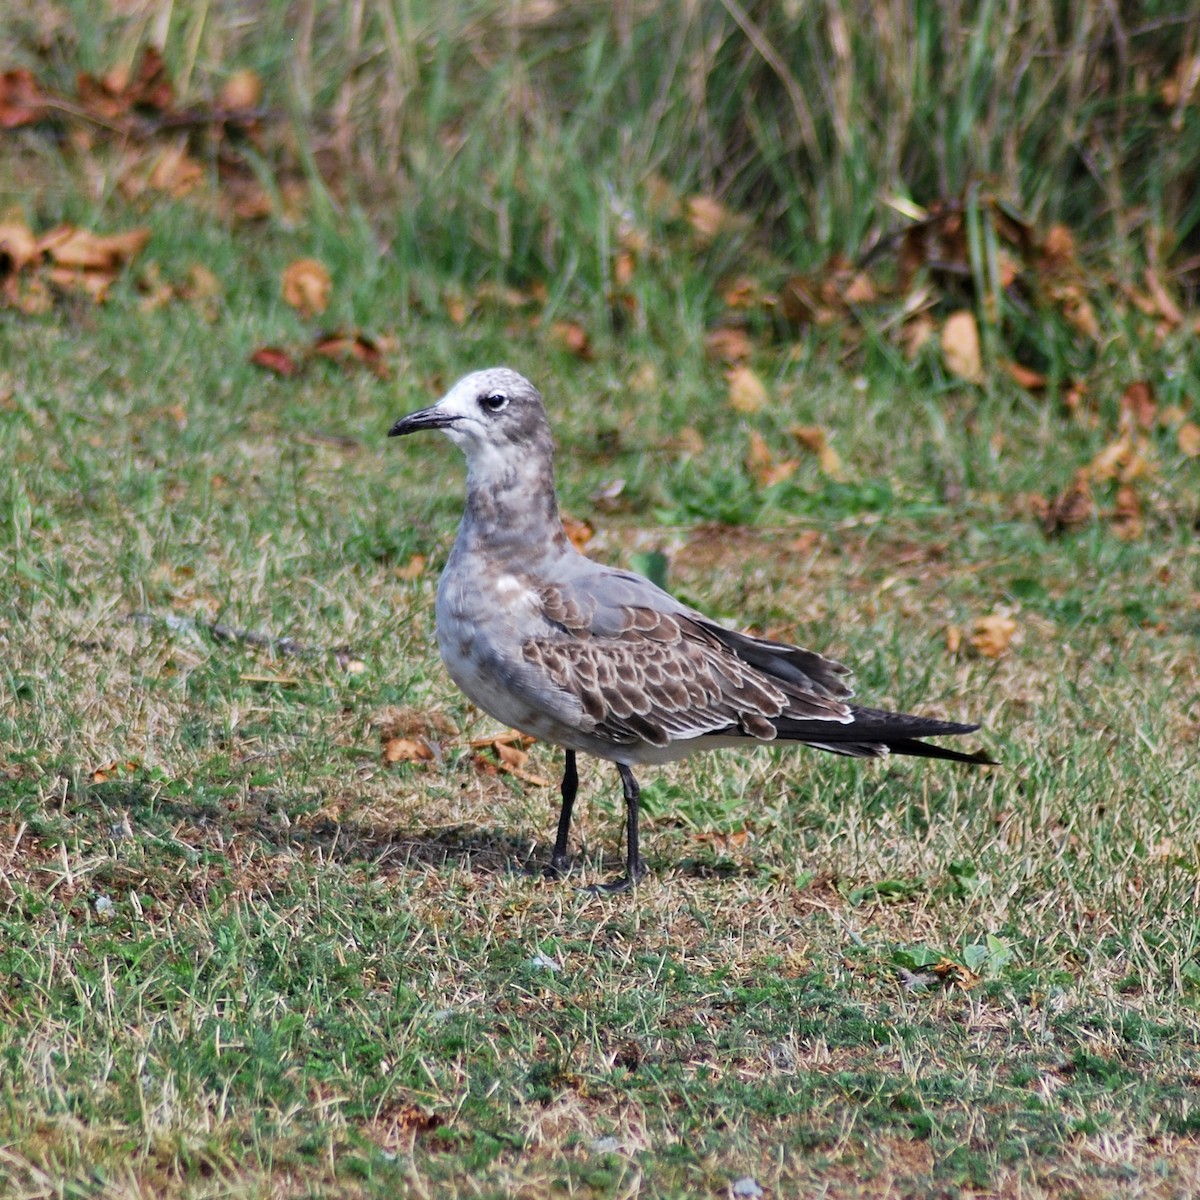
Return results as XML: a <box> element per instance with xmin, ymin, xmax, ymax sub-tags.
<box><xmin>390</xmin><ymin>368</ymin><xmax>991</xmax><ymax>893</ymax></box>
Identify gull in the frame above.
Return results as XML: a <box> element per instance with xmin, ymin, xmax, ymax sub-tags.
<box><xmin>389</xmin><ymin>367</ymin><xmax>991</xmax><ymax>893</ymax></box>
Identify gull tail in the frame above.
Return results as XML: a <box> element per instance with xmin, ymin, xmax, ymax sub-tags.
<box><xmin>773</xmin><ymin>705</ymin><xmax>995</xmax><ymax>765</ymax></box>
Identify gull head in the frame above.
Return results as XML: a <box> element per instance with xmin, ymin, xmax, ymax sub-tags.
<box><xmin>388</xmin><ymin>367</ymin><xmax>552</xmax><ymax>480</ymax></box>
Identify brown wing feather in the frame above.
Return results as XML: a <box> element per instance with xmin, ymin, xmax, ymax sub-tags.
<box><xmin>526</xmin><ymin>588</ymin><xmax>850</xmax><ymax>747</ymax></box>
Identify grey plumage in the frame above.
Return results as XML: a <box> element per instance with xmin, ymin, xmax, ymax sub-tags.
<box><xmin>389</xmin><ymin>367</ymin><xmax>991</xmax><ymax>892</ymax></box>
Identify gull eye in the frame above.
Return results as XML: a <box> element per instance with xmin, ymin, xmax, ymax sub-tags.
<box><xmin>480</xmin><ymin>391</ymin><xmax>509</xmax><ymax>414</ymax></box>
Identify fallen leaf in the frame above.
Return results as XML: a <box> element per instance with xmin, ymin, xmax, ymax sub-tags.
<box><xmin>841</xmin><ymin>271</ymin><xmax>877</xmax><ymax>305</ymax></box>
<box><xmin>789</xmin><ymin>424</ymin><xmax>845</xmax><ymax>479</ymax></box>
<box><xmin>149</xmin><ymin>145</ymin><xmax>204</xmax><ymax>197</ymax></box>
<box><xmin>0</xmin><ymin>69</ymin><xmax>47</xmax><ymax>128</ymax></box>
<box><xmin>548</xmin><ymin>320</ymin><xmax>592</xmax><ymax>358</ymax></box>
<box><xmin>1119</xmin><ymin>381</ymin><xmax>1156</xmax><ymax>430</ymax></box>
<box><xmin>721</xmin><ymin>276</ymin><xmax>763</xmax><ymax>309</ymax></box>
<box><xmin>393</xmin><ymin>554</ymin><xmax>426</xmax><ymax>580</ymax></box>
<box><xmin>672</xmin><ymin>426</ymin><xmax>705</xmax><ymax>456</ymax></box>
<box><xmin>282</xmin><ymin>257</ymin><xmax>331</xmax><ymax>316</ymax></box>
<box><xmin>945</xmin><ymin>625</ymin><xmax>963</xmax><ymax>654</ymax></box>
<box><xmin>1001</xmin><ymin>359</ymin><xmax>1047</xmax><ymax>390</ymax></box>
<box><xmin>900</xmin><ymin>313</ymin><xmax>936</xmax><ymax>359</ymax></box>
<box><xmin>219</xmin><ymin>69</ymin><xmax>262</xmax><ymax>110</ymax></box>
<box><xmin>561</xmin><ymin>515</ymin><xmax>593</xmax><ymax>552</ymax></box>
<box><xmin>613</xmin><ymin>249</ymin><xmax>636</xmax><ymax>287</ymax></box>
<box><xmin>941</xmin><ymin>310</ymin><xmax>982</xmax><ymax>382</ymax></box>
<box><xmin>1041</xmin><ymin>223</ymin><xmax>1077</xmax><ymax>270</ymax></box>
<box><xmin>311</xmin><ymin>331</ymin><xmax>388</xmax><ymax>376</ymax></box>
<box><xmin>1030</xmin><ymin>468</ymin><xmax>1093</xmax><ymax>534</ymax></box>
<box><xmin>686</xmin><ymin>194</ymin><xmax>732</xmax><ymax>241</ymax></box>
<box><xmin>745</xmin><ymin>430</ymin><xmax>796</xmax><ymax>488</ymax></box>
<box><xmin>1144</xmin><ymin>267</ymin><xmax>1184</xmax><ymax>326</ymax></box>
<box><xmin>726</xmin><ymin>364</ymin><xmax>768</xmax><ymax>414</ymax></box>
<box><xmin>249</xmin><ymin>346</ymin><xmax>299</xmax><ymax>377</ymax></box>
<box><xmin>0</xmin><ymin>221</ymin><xmax>39</xmax><ymax>272</ymax></box>
<box><xmin>1110</xmin><ymin>484</ymin><xmax>1143</xmax><ymax>540</ymax></box>
<box><xmin>1178</xmin><ymin>422</ymin><xmax>1200</xmax><ymax>458</ymax></box>
<box><xmin>40</xmin><ymin>225</ymin><xmax>151</xmax><ymax>271</ymax></box>
<box><xmin>705</xmin><ymin>325</ymin><xmax>753</xmax><ymax>363</ymax></box>
<box><xmin>383</xmin><ymin>736</ymin><xmax>434</xmax><ymax>764</ymax></box>
<box><xmin>970</xmin><ymin>613</ymin><xmax>1017</xmax><ymax>659</ymax></box>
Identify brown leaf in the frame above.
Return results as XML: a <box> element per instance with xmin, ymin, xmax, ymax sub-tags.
<box><xmin>1040</xmin><ymin>223</ymin><xmax>1077</xmax><ymax>270</ymax></box>
<box><xmin>0</xmin><ymin>222</ymin><xmax>39</xmax><ymax>273</ymax></box>
<box><xmin>40</xmin><ymin>226</ymin><xmax>151</xmax><ymax>271</ymax></box>
<box><xmin>148</xmin><ymin>145</ymin><xmax>204</xmax><ymax>197</ymax></box>
<box><xmin>1030</xmin><ymin>468</ymin><xmax>1093</xmax><ymax>534</ymax></box>
<box><xmin>841</xmin><ymin>271</ymin><xmax>877</xmax><ymax>305</ymax></box>
<box><xmin>745</xmin><ymin>430</ymin><xmax>796</xmax><ymax>488</ymax></box>
<box><xmin>613</xmin><ymin>250</ymin><xmax>636</xmax><ymax>288</ymax></box>
<box><xmin>219</xmin><ymin>69</ymin><xmax>263</xmax><ymax>110</ymax></box>
<box><xmin>561</xmin><ymin>515</ymin><xmax>593</xmax><ymax>552</ymax></box>
<box><xmin>1110</xmin><ymin>485</ymin><xmax>1143</xmax><ymax>540</ymax></box>
<box><xmin>789</xmin><ymin>424</ymin><xmax>845</xmax><ymax>479</ymax></box>
<box><xmin>1119</xmin><ymin>381</ymin><xmax>1157</xmax><ymax>430</ymax></box>
<box><xmin>1001</xmin><ymin>359</ymin><xmax>1047</xmax><ymax>391</ymax></box>
<box><xmin>393</xmin><ymin>554</ymin><xmax>426</xmax><ymax>580</ymax></box>
<box><xmin>548</xmin><ymin>320</ymin><xmax>592</xmax><ymax>358</ymax></box>
<box><xmin>945</xmin><ymin>625</ymin><xmax>963</xmax><ymax>654</ymax></box>
<box><xmin>900</xmin><ymin>313</ymin><xmax>936</xmax><ymax>360</ymax></box>
<box><xmin>726</xmin><ymin>364</ymin><xmax>768</xmax><ymax>414</ymax></box>
<box><xmin>686</xmin><ymin>194</ymin><xmax>732</xmax><ymax>242</ymax></box>
<box><xmin>941</xmin><ymin>310</ymin><xmax>982</xmax><ymax>382</ymax></box>
<box><xmin>1178</xmin><ymin>422</ymin><xmax>1200</xmax><ymax>458</ymax></box>
<box><xmin>704</xmin><ymin>325</ymin><xmax>753</xmax><ymax>363</ymax></box>
<box><xmin>382</xmin><ymin>736</ymin><xmax>434</xmax><ymax>764</ymax></box>
<box><xmin>672</xmin><ymin>426</ymin><xmax>705</xmax><ymax>456</ymax></box>
<box><xmin>721</xmin><ymin>276</ymin><xmax>763</xmax><ymax>309</ymax></box>
<box><xmin>0</xmin><ymin>69</ymin><xmax>47</xmax><ymax>128</ymax></box>
<box><xmin>282</xmin><ymin>258</ymin><xmax>331</xmax><ymax>317</ymax></box>
<box><xmin>970</xmin><ymin>614</ymin><xmax>1017</xmax><ymax>659</ymax></box>
<box><xmin>249</xmin><ymin>346</ymin><xmax>299</xmax><ymax>377</ymax></box>
<box><xmin>311</xmin><ymin>331</ymin><xmax>388</xmax><ymax>377</ymax></box>
<box><xmin>1144</xmin><ymin>268</ymin><xmax>1184</xmax><ymax>327</ymax></box>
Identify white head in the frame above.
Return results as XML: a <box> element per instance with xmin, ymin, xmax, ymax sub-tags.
<box><xmin>388</xmin><ymin>367</ymin><xmax>553</xmax><ymax>484</ymax></box>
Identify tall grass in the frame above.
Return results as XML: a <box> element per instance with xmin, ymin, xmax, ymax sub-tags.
<box><xmin>7</xmin><ymin>0</ymin><xmax>1199</xmax><ymax>296</ymax></box>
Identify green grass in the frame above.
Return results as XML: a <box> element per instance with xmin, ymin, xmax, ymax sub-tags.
<box><xmin>3</xmin><ymin>2</ymin><xmax>1200</xmax><ymax>1196</ymax></box>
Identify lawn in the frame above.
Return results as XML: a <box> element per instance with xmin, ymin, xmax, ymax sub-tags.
<box><xmin>2</xmin><ymin>4</ymin><xmax>1200</xmax><ymax>1197</ymax></box>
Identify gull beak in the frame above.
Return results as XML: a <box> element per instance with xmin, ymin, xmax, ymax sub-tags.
<box><xmin>388</xmin><ymin>406</ymin><xmax>459</xmax><ymax>437</ymax></box>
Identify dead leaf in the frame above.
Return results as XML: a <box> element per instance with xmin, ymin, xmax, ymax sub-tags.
<box><xmin>613</xmin><ymin>250</ymin><xmax>636</xmax><ymax>287</ymax></box>
<box><xmin>789</xmin><ymin>424</ymin><xmax>845</xmax><ymax>479</ymax></box>
<box><xmin>1041</xmin><ymin>224</ymin><xmax>1077</xmax><ymax>270</ymax></box>
<box><xmin>745</xmin><ymin>430</ymin><xmax>796</xmax><ymax>488</ymax></box>
<box><xmin>394</xmin><ymin>554</ymin><xmax>426</xmax><ymax>580</ymax></box>
<box><xmin>383</xmin><ymin>736</ymin><xmax>434</xmax><ymax>764</ymax></box>
<box><xmin>705</xmin><ymin>325</ymin><xmax>753</xmax><ymax>363</ymax></box>
<box><xmin>1030</xmin><ymin>469</ymin><xmax>1093</xmax><ymax>534</ymax></box>
<box><xmin>726</xmin><ymin>364</ymin><xmax>768</xmax><ymax>414</ymax></box>
<box><xmin>1110</xmin><ymin>485</ymin><xmax>1143</xmax><ymax>540</ymax></box>
<box><xmin>672</xmin><ymin>426</ymin><xmax>705</xmax><ymax>456</ymax></box>
<box><xmin>219</xmin><ymin>69</ymin><xmax>262</xmax><ymax>110</ymax></box>
<box><xmin>0</xmin><ymin>69</ymin><xmax>47</xmax><ymax>128</ymax></box>
<box><xmin>40</xmin><ymin>226</ymin><xmax>151</xmax><ymax>271</ymax></box>
<box><xmin>311</xmin><ymin>331</ymin><xmax>388</xmax><ymax>377</ymax></box>
<box><xmin>686</xmin><ymin>194</ymin><xmax>732</xmax><ymax>241</ymax></box>
<box><xmin>721</xmin><ymin>277</ymin><xmax>763</xmax><ymax>309</ymax></box>
<box><xmin>0</xmin><ymin>222</ymin><xmax>39</xmax><ymax>272</ymax></box>
<box><xmin>282</xmin><ymin>257</ymin><xmax>331</xmax><ymax>317</ymax></box>
<box><xmin>1119</xmin><ymin>381</ymin><xmax>1157</xmax><ymax>430</ymax></box>
<box><xmin>548</xmin><ymin>320</ymin><xmax>592</xmax><ymax>358</ymax></box>
<box><xmin>842</xmin><ymin>271</ymin><xmax>877</xmax><ymax>305</ymax></box>
<box><xmin>1144</xmin><ymin>267</ymin><xmax>1184</xmax><ymax>327</ymax></box>
<box><xmin>941</xmin><ymin>310</ymin><xmax>982</xmax><ymax>382</ymax></box>
<box><xmin>945</xmin><ymin>625</ymin><xmax>963</xmax><ymax>654</ymax></box>
<box><xmin>1178</xmin><ymin>422</ymin><xmax>1200</xmax><ymax>458</ymax></box>
<box><xmin>900</xmin><ymin>313</ymin><xmax>936</xmax><ymax>360</ymax></box>
<box><xmin>970</xmin><ymin>613</ymin><xmax>1017</xmax><ymax>659</ymax></box>
<box><xmin>249</xmin><ymin>346</ymin><xmax>299</xmax><ymax>377</ymax></box>
<box><xmin>1001</xmin><ymin>359</ymin><xmax>1047</xmax><ymax>391</ymax></box>
<box><xmin>149</xmin><ymin>145</ymin><xmax>204</xmax><ymax>197</ymax></box>
<box><xmin>562</xmin><ymin>515</ymin><xmax>593</xmax><ymax>552</ymax></box>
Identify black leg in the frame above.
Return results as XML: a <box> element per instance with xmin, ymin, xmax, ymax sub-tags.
<box><xmin>585</xmin><ymin>763</ymin><xmax>646</xmax><ymax>895</ymax></box>
<box><xmin>548</xmin><ymin>749</ymin><xmax>578</xmax><ymax>878</ymax></box>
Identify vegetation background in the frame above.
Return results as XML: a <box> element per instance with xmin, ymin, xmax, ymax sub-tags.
<box><xmin>2</xmin><ymin>2</ymin><xmax>1199</xmax><ymax>1196</ymax></box>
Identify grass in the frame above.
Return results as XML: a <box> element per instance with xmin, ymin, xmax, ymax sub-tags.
<box><xmin>3</xmin><ymin>2</ymin><xmax>1200</xmax><ymax>1196</ymax></box>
